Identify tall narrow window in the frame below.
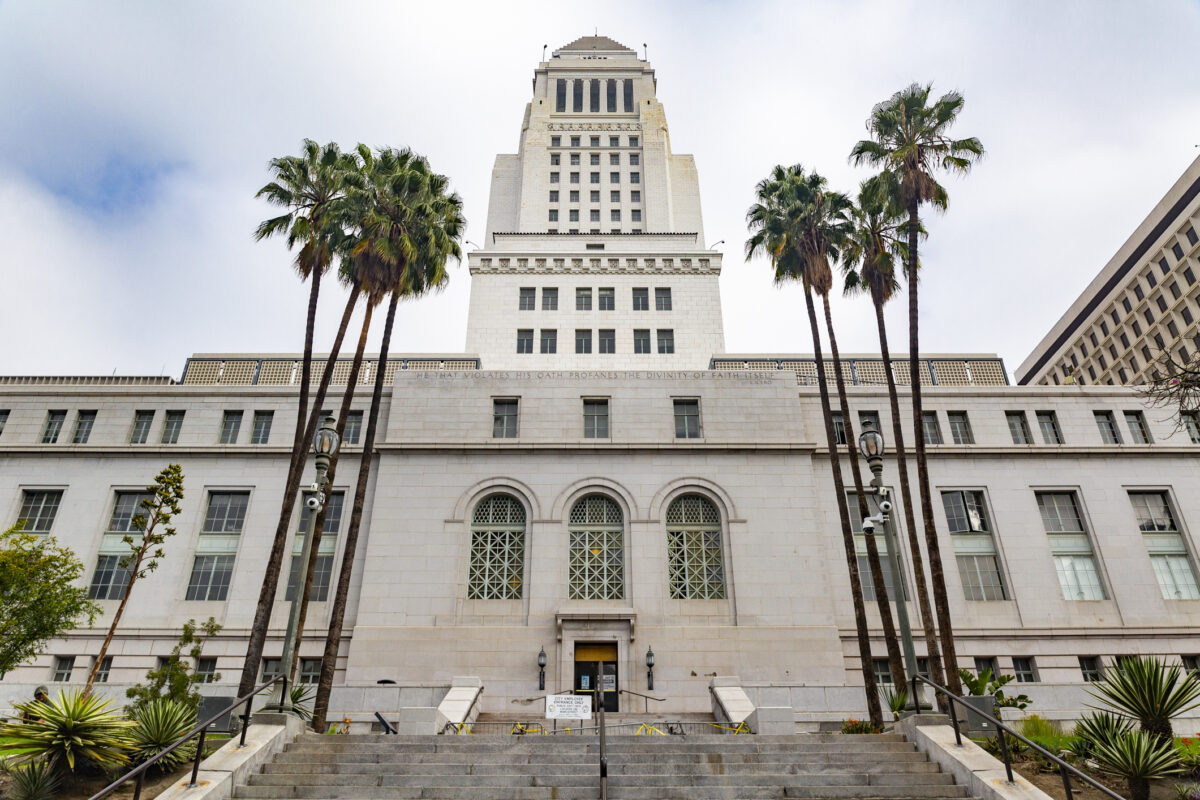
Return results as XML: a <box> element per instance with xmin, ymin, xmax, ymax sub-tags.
<box><xmin>633</xmin><ymin>329</ymin><xmax>651</xmax><ymax>354</ymax></box>
<box><xmin>130</xmin><ymin>410</ymin><xmax>154</xmax><ymax>444</ymax></box>
<box><xmin>576</xmin><ymin>287</ymin><xmax>592</xmax><ymax>310</ymax></box>
<box><xmin>831</xmin><ymin>412</ymin><xmax>847</xmax><ymax>446</ymax></box>
<box><xmin>1037</xmin><ymin>492</ymin><xmax>1107</xmax><ymax>601</ymax></box>
<box><xmin>1036</xmin><ymin>411</ymin><xmax>1062</xmax><ymax>444</ymax></box>
<box><xmin>657</xmin><ymin>329</ymin><xmax>675</xmax><ymax>354</ymax></box>
<box><xmin>632</xmin><ymin>287</ymin><xmax>649</xmax><ymax>310</ymax></box>
<box><xmin>186</xmin><ymin>492</ymin><xmax>248</xmax><ymax>601</ymax></box>
<box><xmin>1130</xmin><ymin>491</ymin><xmax>1200</xmax><ymax>599</ymax></box>
<box><xmin>673</xmin><ymin>399</ymin><xmax>701</xmax><ymax>439</ymax></box>
<box><xmin>540</xmin><ymin>329</ymin><xmax>557</xmax><ymax>354</ymax></box>
<box><xmin>942</xmin><ymin>490</ymin><xmax>1007</xmax><ymax>601</ymax></box>
<box><xmin>1124</xmin><ymin>411</ymin><xmax>1152</xmax><ymax>444</ymax></box>
<box><xmin>542</xmin><ymin>287</ymin><xmax>558</xmax><ymax>310</ymax></box>
<box><xmin>848</xmin><ymin>493</ymin><xmax>907</xmax><ymax>602</ymax></box>
<box><xmin>606</xmin><ymin>78</ymin><xmax>616</xmax><ymax>111</ymax></box>
<box><xmin>598</xmin><ymin>287</ymin><xmax>614</xmax><ymax>310</ymax></box>
<box><xmin>555</xmin><ymin>79</ymin><xmax>566</xmax><ymax>112</ymax></box>
<box><xmin>948</xmin><ymin>412</ymin><xmax>973</xmax><ymax>444</ymax></box>
<box><xmin>516</xmin><ymin>329</ymin><xmax>534</xmax><ymax>354</ymax></box>
<box><xmin>342</xmin><ymin>410</ymin><xmax>363</xmax><ymax>445</ymax></box>
<box><xmin>623</xmin><ymin>79</ymin><xmax>633</xmax><ymax>111</ymax></box>
<box><xmin>589</xmin><ymin>79</ymin><xmax>600</xmax><ymax>112</ymax></box>
<box><xmin>583</xmin><ymin>399</ymin><xmax>609</xmax><ymax>438</ymax></box>
<box><xmin>94</xmin><ymin>656</ymin><xmax>112</xmax><ymax>683</ymax></box>
<box><xmin>598</xmin><ymin>329</ymin><xmax>615</xmax><ymax>354</ymax></box>
<box><xmin>1185</xmin><ymin>412</ymin><xmax>1200</xmax><ymax>444</ymax></box>
<box><xmin>572</xmin><ymin>79</ymin><xmax>583</xmax><ymax>112</ymax></box>
<box><xmin>195</xmin><ymin>658</ymin><xmax>219</xmax><ymax>683</ymax></box>
<box><xmin>922</xmin><ymin>412</ymin><xmax>943</xmax><ymax>445</ymax></box>
<box><xmin>89</xmin><ymin>491</ymin><xmax>152</xmax><ymax>600</ymax></box>
<box><xmin>162</xmin><ymin>410</ymin><xmax>185</xmax><ymax>444</ymax></box>
<box><xmin>667</xmin><ymin>495</ymin><xmax>726</xmax><ymax>599</ymax></box>
<box><xmin>1006</xmin><ymin>411</ymin><xmax>1032</xmax><ymax>444</ymax></box>
<box><xmin>655</xmin><ymin>287</ymin><xmax>672</xmax><ymax>310</ymax></box>
<box><xmin>220</xmin><ymin>411</ymin><xmax>242</xmax><ymax>444</ymax></box>
<box><xmin>575</xmin><ymin>329</ymin><xmax>592</xmax><ymax>354</ymax></box>
<box><xmin>17</xmin><ymin>490</ymin><xmax>63</xmax><ymax>533</ymax></box>
<box><xmin>568</xmin><ymin>496</ymin><xmax>624</xmax><ymax>599</ymax></box>
<box><xmin>285</xmin><ymin>491</ymin><xmax>344</xmax><ymax>602</ymax></box>
<box><xmin>251</xmin><ymin>411</ymin><xmax>273</xmax><ymax>444</ymax></box>
<box><xmin>467</xmin><ymin>494</ymin><xmax>526</xmax><ymax>599</ymax></box>
<box><xmin>73</xmin><ymin>410</ymin><xmax>97</xmax><ymax>444</ymax></box>
<box><xmin>52</xmin><ymin>656</ymin><xmax>75</xmax><ymax>682</ymax></box>
<box><xmin>0</xmin><ymin>409</ymin><xmax>9</xmax><ymax>438</ymax></box>
<box><xmin>493</xmin><ymin>399</ymin><xmax>519</xmax><ymax>438</ymax></box>
<box><xmin>1095</xmin><ymin>411</ymin><xmax>1122</xmax><ymax>444</ymax></box>
<box><xmin>299</xmin><ymin>659</ymin><xmax>322</xmax><ymax>684</ymax></box>
<box><xmin>42</xmin><ymin>410</ymin><xmax>67</xmax><ymax>443</ymax></box>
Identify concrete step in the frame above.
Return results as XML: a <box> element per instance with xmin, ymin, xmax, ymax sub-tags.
<box><xmin>269</xmin><ymin>750</ymin><xmax>932</xmax><ymax>765</ymax></box>
<box><xmin>282</xmin><ymin>741</ymin><xmax>920</xmax><ymax>755</ymax></box>
<box><xmin>293</xmin><ymin>733</ymin><xmax>907</xmax><ymax>745</ymax></box>
<box><xmin>260</xmin><ymin>760</ymin><xmax>943</xmax><ymax>776</ymax></box>
<box><xmin>234</xmin><ymin>785</ymin><xmax>968</xmax><ymax>800</ymax></box>
<box><xmin>249</xmin><ymin>773</ymin><xmax>957</xmax><ymax>788</ymax></box>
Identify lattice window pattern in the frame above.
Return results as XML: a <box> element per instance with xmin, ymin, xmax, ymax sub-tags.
<box><xmin>467</xmin><ymin>495</ymin><xmax>526</xmax><ymax>600</ymax></box>
<box><xmin>932</xmin><ymin>360</ymin><xmax>971</xmax><ymax>386</ymax></box>
<box><xmin>183</xmin><ymin>360</ymin><xmax>220</xmax><ymax>384</ymax></box>
<box><xmin>257</xmin><ymin>361</ymin><xmax>295</xmax><ymax>385</ymax></box>
<box><xmin>220</xmin><ymin>361</ymin><xmax>257</xmax><ymax>385</ymax></box>
<box><xmin>568</xmin><ymin>496</ymin><xmax>624</xmax><ymax>600</ymax></box>
<box><xmin>666</xmin><ymin>496</ymin><xmax>726</xmax><ymax>599</ymax></box>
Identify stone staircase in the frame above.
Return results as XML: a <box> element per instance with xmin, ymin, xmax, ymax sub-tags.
<box><xmin>233</xmin><ymin>730</ymin><xmax>973</xmax><ymax>800</ymax></box>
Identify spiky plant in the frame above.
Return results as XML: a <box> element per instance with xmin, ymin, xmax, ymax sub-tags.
<box><xmin>1089</xmin><ymin>656</ymin><xmax>1200</xmax><ymax>745</ymax></box>
<box><xmin>0</xmin><ymin>689</ymin><xmax>131</xmax><ymax>771</ymax></box>
<box><xmin>1092</xmin><ymin>729</ymin><xmax>1181</xmax><ymax>800</ymax></box>
<box><xmin>127</xmin><ymin>699</ymin><xmax>197</xmax><ymax>771</ymax></box>
<box><xmin>7</xmin><ymin>759</ymin><xmax>63</xmax><ymax>800</ymax></box>
<box><xmin>288</xmin><ymin>685</ymin><xmax>315</xmax><ymax>721</ymax></box>
<box><xmin>882</xmin><ymin>686</ymin><xmax>909</xmax><ymax>722</ymax></box>
<box><xmin>1072</xmin><ymin>711</ymin><xmax>1136</xmax><ymax>760</ymax></box>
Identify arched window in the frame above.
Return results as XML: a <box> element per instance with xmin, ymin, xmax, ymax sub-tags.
<box><xmin>568</xmin><ymin>495</ymin><xmax>624</xmax><ymax>599</ymax></box>
<box><xmin>666</xmin><ymin>495</ymin><xmax>726</xmax><ymax>599</ymax></box>
<box><xmin>467</xmin><ymin>494</ymin><xmax>526</xmax><ymax>599</ymax></box>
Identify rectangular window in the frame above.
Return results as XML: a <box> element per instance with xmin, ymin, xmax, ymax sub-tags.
<box><xmin>922</xmin><ymin>411</ymin><xmax>943</xmax><ymax>445</ymax></box>
<box><xmin>948</xmin><ymin>412</ymin><xmax>973</xmax><ymax>444</ymax></box>
<box><xmin>185</xmin><ymin>554</ymin><xmax>234</xmax><ymax>601</ymax></box>
<box><xmin>550</xmin><ymin>172</ymin><xmax>560</xmax><ymax>184</ymax></box>
<box><xmin>583</xmin><ymin>399</ymin><xmax>609</xmax><ymax>439</ymax></box>
<box><xmin>598</xmin><ymin>329</ymin><xmax>615</xmax><ymax>354</ymax></box>
<box><xmin>88</xmin><ymin>490</ymin><xmax>153</xmax><ymax>599</ymax></box>
<box><xmin>631</xmin><ymin>190</ymin><xmax>640</xmax><ymax>202</ymax></box>
<box><xmin>630</xmin><ymin>153</ymin><xmax>640</xmax><ymax>166</ymax></box>
<box><xmin>41</xmin><ymin>410</ymin><xmax>66</xmax><ymax>443</ymax></box>
<box><xmin>610</xmin><ymin>136</ymin><xmax>619</xmax><ymax>147</ymax></box>
<box><xmin>1036</xmin><ymin>411</ymin><xmax>1062</xmax><ymax>444</ymax></box>
<box><xmin>610</xmin><ymin>189</ymin><xmax>620</xmax><ymax>201</ymax></box>
<box><xmin>570</xmin><ymin>153</ymin><xmax>580</xmax><ymax>166</ymax></box>
<box><xmin>590</xmin><ymin>172</ymin><xmax>599</xmax><ymax>184</ymax></box>
<box><xmin>555</xmin><ymin>79</ymin><xmax>566</xmax><ymax>112</ymax></box>
<box><xmin>542</xmin><ymin>288</ymin><xmax>558</xmax><ymax>310</ymax></box>
<box><xmin>589</xmin><ymin>190</ymin><xmax>599</xmax><ymax>202</ymax></box>
<box><xmin>195</xmin><ymin>657</ymin><xmax>219</xmax><ymax>684</ymax></box>
<box><xmin>633</xmin><ymin>329</ymin><xmax>651</xmax><ymax>354</ymax></box>
<box><xmin>569</xmin><ymin>172</ymin><xmax>578</xmax><ymax>184</ymax></box>
<box><xmin>943</xmin><ymin>490</ymin><xmax>1007</xmax><ymax>601</ymax></box>
<box><xmin>570</xmin><ymin>190</ymin><xmax>579</xmax><ymax>202</ymax></box>
<box><xmin>203</xmin><ymin>491</ymin><xmax>249</xmax><ymax>534</ymax></box>
<box><xmin>548</xmin><ymin>209</ymin><xmax>558</xmax><ymax>222</ymax></box>
<box><xmin>570</xmin><ymin>136</ymin><xmax>580</xmax><ymax>147</ymax></box>
<box><xmin>975</xmin><ymin>657</ymin><xmax>999</xmax><ymax>677</ymax></box>
<box><xmin>0</xmin><ymin>409</ymin><xmax>8</xmax><ymax>437</ymax></box>
<box><xmin>161</xmin><ymin>410</ymin><xmax>184</xmax><ymax>444</ymax></box>
<box><xmin>575</xmin><ymin>329</ymin><xmax>592</xmax><ymax>354</ymax></box>
<box><xmin>285</xmin><ymin>491</ymin><xmax>344</xmax><ymax>602</ymax></box>
<box><xmin>89</xmin><ymin>554</ymin><xmax>132</xmax><ymax>600</ymax></box>
<box><xmin>1124</xmin><ymin>411</ymin><xmax>1152</xmax><ymax>444</ymax></box>
<box><xmin>873</xmin><ymin>658</ymin><xmax>894</xmax><ymax>686</ymax></box>
<box><xmin>589</xmin><ymin>209</ymin><xmax>600</xmax><ymax>223</ymax></box>
<box><xmin>623</xmin><ymin>79</ymin><xmax>633</xmax><ymax>111</ymax></box>
<box><xmin>516</xmin><ymin>329</ymin><xmax>534</xmax><ymax>354</ymax></box>
<box><xmin>609</xmin><ymin>171</ymin><xmax>619</xmax><ymax>184</ymax></box>
<box><xmin>251</xmin><ymin>411</ymin><xmax>273</xmax><ymax>444</ymax></box>
<box><xmin>590</xmin><ymin>153</ymin><xmax>600</xmax><ymax>166</ymax></box>
<box><xmin>631</xmin><ymin>209</ymin><xmax>641</xmax><ymax>222</ymax></box>
<box><xmin>1037</xmin><ymin>491</ymin><xmax>1107</xmax><ymax>601</ymax></box>
<box><xmin>52</xmin><ymin>656</ymin><xmax>75</xmax><ymax>682</ymax></box>
<box><xmin>589</xmin><ymin>78</ymin><xmax>599</xmax><ymax>112</ymax></box>
<box><xmin>632</xmin><ymin>287</ymin><xmax>649</xmax><ymax>310</ymax></box>
<box><xmin>610</xmin><ymin>209</ymin><xmax>620</xmax><ymax>222</ymax></box>
<box><xmin>609</xmin><ymin>154</ymin><xmax>619</xmax><ymax>167</ymax></box>
<box><xmin>831</xmin><ymin>412</ymin><xmax>847</xmax><ymax>446</ymax></box>
<box><xmin>576</xmin><ymin>287</ymin><xmax>592</xmax><ymax>310</ymax></box>
<box><xmin>222</xmin><ymin>411</ymin><xmax>243</xmax><ymax>445</ymax></box>
<box><xmin>598</xmin><ymin>287</ymin><xmax>614</xmax><ymax>310</ymax></box>
<box><xmin>1184</xmin><ymin>412</ymin><xmax>1200</xmax><ymax>444</ymax></box>
<box><xmin>340</xmin><ymin>410</ymin><xmax>363</xmax><ymax>445</ymax></box>
<box><xmin>299</xmin><ymin>658</ymin><xmax>322</xmax><ymax>685</ymax></box>
<box><xmin>540</xmin><ymin>329</ymin><xmax>557</xmax><ymax>354</ymax></box>
<box><xmin>17</xmin><ymin>489</ymin><xmax>62</xmax><ymax>533</ymax></box>
<box><xmin>1174</xmin><ymin>242</ymin><xmax>1185</xmax><ymax>260</ymax></box>
<box><xmin>1079</xmin><ymin>656</ymin><xmax>1104</xmax><ymax>682</ymax></box>
<box><xmin>493</xmin><ymin>399</ymin><xmax>518</xmax><ymax>439</ymax></box>
<box><xmin>550</xmin><ymin>154</ymin><xmax>560</xmax><ymax>166</ymax></box>
<box><xmin>1130</xmin><ymin>491</ymin><xmax>1200</xmax><ymax>600</ymax></box>
<box><xmin>630</xmin><ymin>172</ymin><xmax>640</xmax><ymax>184</ymax></box>
<box><xmin>1006</xmin><ymin>411</ymin><xmax>1032</xmax><ymax>444</ymax></box>
<box><xmin>261</xmin><ymin>658</ymin><xmax>282</xmax><ymax>682</ymax></box>
<box><xmin>572</xmin><ymin>80</ymin><xmax>582</xmax><ymax>112</ymax></box>
<box><xmin>657</xmin><ymin>329</ymin><xmax>675</xmax><ymax>354</ymax></box>
<box><xmin>674</xmin><ymin>399</ymin><xmax>701</xmax><ymax>439</ymax></box>
<box><xmin>655</xmin><ymin>287</ymin><xmax>673</xmax><ymax>311</ymax></box>
<box><xmin>72</xmin><ymin>410</ymin><xmax>97</xmax><ymax>444</ymax></box>
<box><xmin>1012</xmin><ymin>657</ymin><xmax>1037</xmax><ymax>683</ymax></box>
<box><xmin>1094</xmin><ymin>411</ymin><xmax>1122</xmax><ymax>444</ymax></box>
<box><xmin>1184</xmin><ymin>655</ymin><xmax>1200</xmax><ymax>676</ymax></box>
<box><xmin>94</xmin><ymin>656</ymin><xmax>112</xmax><ymax>683</ymax></box>
<box><xmin>569</xmin><ymin>209</ymin><xmax>579</xmax><ymax>222</ymax></box>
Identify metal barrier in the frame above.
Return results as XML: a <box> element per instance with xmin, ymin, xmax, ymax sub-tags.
<box><xmin>441</xmin><ymin>718</ymin><xmax>749</xmax><ymax>736</ymax></box>
<box><xmin>88</xmin><ymin>675</ymin><xmax>287</xmax><ymax>800</ymax></box>
<box><xmin>597</xmin><ymin>691</ymin><xmax>608</xmax><ymax>800</ymax></box>
<box><xmin>911</xmin><ymin>675</ymin><xmax>1126</xmax><ymax>800</ymax></box>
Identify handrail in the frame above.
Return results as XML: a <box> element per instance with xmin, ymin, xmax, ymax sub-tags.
<box><xmin>911</xmin><ymin>675</ymin><xmax>1126</xmax><ymax>800</ymax></box>
<box><xmin>374</xmin><ymin>711</ymin><xmax>397</xmax><ymax>734</ymax></box>
<box><xmin>618</xmin><ymin>688</ymin><xmax>665</xmax><ymax>702</ymax></box>
<box><xmin>597</xmin><ymin>687</ymin><xmax>608</xmax><ymax>800</ymax></box>
<box><xmin>89</xmin><ymin>674</ymin><xmax>286</xmax><ymax>800</ymax></box>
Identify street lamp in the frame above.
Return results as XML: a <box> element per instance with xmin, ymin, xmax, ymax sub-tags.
<box><xmin>267</xmin><ymin>414</ymin><xmax>340</xmax><ymax>712</ymax></box>
<box><xmin>645</xmin><ymin>646</ymin><xmax>655</xmax><ymax>691</ymax></box>
<box><xmin>856</xmin><ymin>420</ymin><xmax>921</xmax><ymax>710</ymax></box>
<box><xmin>537</xmin><ymin>646</ymin><xmax>547</xmax><ymax>691</ymax></box>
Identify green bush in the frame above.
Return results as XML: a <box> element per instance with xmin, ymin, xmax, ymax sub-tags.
<box><xmin>1088</xmin><ymin>656</ymin><xmax>1200</xmax><ymax>745</ymax></box>
<box><xmin>1020</xmin><ymin>714</ymin><xmax>1060</xmax><ymax>739</ymax></box>
<box><xmin>841</xmin><ymin>718</ymin><xmax>883</xmax><ymax>734</ymax></box>
<box><xmin>7</xmin><ymin>759</ymin><xmax>62</xmax><ymax>800</ymax></box>
<box><xmin>0</xmin><ymin>689</ymin><xmax>131</xmax><ymax>772</ymax></box>
<box><xmin>128</xmin><ymin>699</ymin><xmax>197</xmax><ymax>772</ymax></box>
<box><xmin>958</xmin><ymin>668</ymin><xmax>1031</xmax><ymax>710</ymax></box>
<box><xmin>1091</xmin><ymin>728</ymin><xmax>1180</xmax><ymax>800</ymax></box>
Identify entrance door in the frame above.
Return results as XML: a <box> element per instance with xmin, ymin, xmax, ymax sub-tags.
<box><xmin>573</xmin><ymin>643</ymin><xmax>618</xmax><ymax>712</ymax></box>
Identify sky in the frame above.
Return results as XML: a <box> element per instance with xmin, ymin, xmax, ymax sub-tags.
<box><xmin>2</xmin><ymin>0</ymin><xmax>1199</xmax><ymax>380</ymax></box>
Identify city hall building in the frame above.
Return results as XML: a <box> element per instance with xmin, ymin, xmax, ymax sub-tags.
<box><xmin>3</xmin><ymin>36</ymin><xmax>1200</xmax><ymax>727</ymax></box>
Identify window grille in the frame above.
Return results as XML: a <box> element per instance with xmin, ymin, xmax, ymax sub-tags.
<box><xmin>299</xmin><ymin>658</ymin><xmax>322</xmax><ymax>684</ymax></box>
<box><xmin>467</xmin><ymin>494</ymin><xmax>526</xmax><ymax>600</ymax></box>
<box><xmin>568</xmin><ymin>496</ymin><xmax>624</xmax><ymax>600</ymax></box>
<box><xmin>666</xmin><ymin>496</ymin><xmax>726</xmax><ymax>599</ymax></box>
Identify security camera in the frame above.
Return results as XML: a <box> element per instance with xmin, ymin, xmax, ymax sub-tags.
<box><xmin>861</xmin><ymin>518</ymin><xmax>876</xmax><ymax>534</ymax></box>
<box><xmin>879</xmin><ymin>499</ymin><xmax>893</xmax><ymax>514</ymax></box>
<box><xmin>305</xmin><ymin>495</ymin><xmax>321</xmax><ymax>511</ymax></box>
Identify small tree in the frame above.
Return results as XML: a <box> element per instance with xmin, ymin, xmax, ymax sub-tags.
<box><xmin>0</xmin><ymin>524</ymin><xmax>99</xmax><ymax>676</ymax></box>
<box><xmin>1140</xmin><ymin>348</ymin><xmax>1200</xmax><ymax>432</ymax></box>
<box><xmin>84</xmin><ymin>464</ymin><xmax>185</xmax><ymax>694</ymax></box>
<box><xmin>126</xmin><ymin>618</ymin><xmax>222</xmax><ymax>714</ymax></box>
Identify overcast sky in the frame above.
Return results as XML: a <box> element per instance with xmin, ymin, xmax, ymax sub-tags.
<box><xmin>2</xmin><ymin>1</ymin><xmax>1198</xmax><ymax>379</ymax></box>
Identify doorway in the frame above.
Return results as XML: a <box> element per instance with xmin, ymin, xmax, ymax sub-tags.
<box><xmin>573</xmin><ymin>642</ymin><xmax>618</xmax><ymax>712</ymax></box>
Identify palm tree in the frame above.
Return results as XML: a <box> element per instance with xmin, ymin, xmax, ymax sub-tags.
<box><xmin>850</xmin><ymin>84</ymin><xmax>984</xmax><ymax>694</ymax></box>
<box><xmin>843</xmin><ymin>180</ymin><xmax>946</xmax><ymax>689</ymax></box>
<box><xmin>239</xmin><ymin>141</ymin><xmax>362</xmax><ymax>698</ymax></box>
<box><xmin>311</xmin><ymin>147</ymin><xmax>465</xmax><ymax>733</ymax></box>
<box><xmin>746</xmin><ymin>164</ymin><xmax>882</xmax><ymax>727</ymax></box>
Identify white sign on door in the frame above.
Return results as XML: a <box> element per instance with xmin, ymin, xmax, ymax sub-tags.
<box><xmin>545</xmin><ymin>693</ymin><xmax>592</xmax><ymax>720</ymax></box>
<box><xmin>602</xmin><ymin>674</ymin><xmax>616</xmax><ymax>692</ymax></box>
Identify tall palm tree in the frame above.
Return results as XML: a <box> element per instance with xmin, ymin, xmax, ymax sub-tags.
<box><xmin>746</xmin><ymin>164</ymin><xmax>883</xmax><ymax>727</ymax></box>
<box><xmin>311</xmin><ymin>147</ymin><xmax>465</xmax><ymax>733</ymax></box>
<box><xmin>239</xmin><ymin>141</ymin><xmax>361</xmax><ymax>698</ymax></box>
<box><xmin>850</xmin><ymin>84</ymin><xmax>984</xmax><ymax>694</ymax></box>
<box><xmin>843</xmin><ymin>180</ymin><xmax>946</xmax><ymax>689</ymax></box>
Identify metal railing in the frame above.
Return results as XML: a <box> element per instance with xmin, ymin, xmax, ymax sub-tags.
<box><xmin>374</xmin><ymin>711</ymin><xmax>397</xmax><ymax>734</ymax></box>
<box><xmin>598</xmin><ymin>693</ymin><xmax>608</xmax><ymax>800</ymax></box>
<box><xmin>619</xmin><ymin>688</ymin><xmax>665</xmax><ymax>713</ymax></box>
<box><xmin>911</xmin><ymin>675</ymin><xmax>1125</xmax><ymax>800</ymax></box>
<box><xmin>89</xmin><ymin>675</ymin><xmax>286</xmax><ymax>800</ymax></box>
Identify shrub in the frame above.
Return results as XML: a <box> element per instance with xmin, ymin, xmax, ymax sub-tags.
<box><xmin>1178</xmin><ymin>737</ymin><xmax>1200</xmax><ymax>780</ymax></box>
<box><xmin>841</xmin><ymin>718</ymin><xmax>883</xmax><ymax>734</ymax></box>
<box><xmin>1091</xmin><ymin>728</ymin><xmax>1180</xmax><ymax>800</ymax></box>
<box><xmin>0</xmin><ymin>689</ymin><xmax>131</xmax><ymax>772</ymax></box>
<box><xmin>126</xmin><ymin>617</ymin><xmax>222</xmax><ymax>714</ymax></box>
<box><xmin>128</xmin><ymin>699</ymin><xmax>197</xmax><ymax>772</ymax></box>
<box><xmin>1175</xmin><ymin>783</ymin><xmax>1200</xmax><ymax>800</ymax></box>
<box><xmin>881</xmin><ymin>686</ymin><xmax>908</xmax><ymax>722</ymax></box>
<box><xmin>7</xmin><ymin>759</ymin><xmax>63</xmax><ymax>800</ymax></box>
<box><xmin>958</xmin><ymin>668</ymin><xmax>1031</xmax><ymax>710</ymax></box>
<box><xmin>1072</xmin><ymin>711</ymin><xmax>1135</xmax><ymax>761</ymax></box>
<box><xmin>288</xmin><ymin>684</ymin><xmax>315</xmax><ymax>721</ymax></box>
<box><xmin>1088</xmin><ymin>656</ymin><xmax>1200</xmax><ymax>746</ymax></box>
<box><xmin>1020</xmin><ymin>714</ymin><xmax>1060</xmax><ymax>740</ymax></box>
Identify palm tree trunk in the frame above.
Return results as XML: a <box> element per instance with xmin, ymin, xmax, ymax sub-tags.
<box><xmin>313</xmin><ymin>292</ymin><xmax>397</xmax><ymax>733</ymax></box>
<box><xmin>238</xmin><ymin>282</ymin><xmax>357</xmax><ymax>698</ymax></box>
<box><xmin>873</xmin><ymin>297</ymin><xmax>945</xmax><ymax>688</ymax></box>
<box><xmin>822</xmin><ymin>294</ymin><xmax>905</xmax><ymax>690</ymax></box>
<box><xmin>83</xmin><ymin>545</ymin><xmax>148</xmax><ymax>694</ymax></box>
<box><xmin>291</xmin><ymin>295</ymin><xmax>371</xmax><ymax>681</ymax></box>
<box><xmin>805</xmin><ymin>287</ymin><xmax>882</xmax><ymax>728</ymax></box>
<box><xmin>906</xmin><ymin>199</ymin><xmax>961</xmax><ymax>695</ymax></box>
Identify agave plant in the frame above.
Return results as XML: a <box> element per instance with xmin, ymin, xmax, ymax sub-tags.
<box><xmin>882</xmin><ymin>686</ymin><xmax>909</xmax><ymax>722</ymax></box>
<box><xmin>1072</xmin><ymin>711</ymin><xmax>1135</xmax><ymax>760</ymax></box>
<box><xmin>128</xmin><ymin>698</ymin><xmax>197</xmax><ymax>771</ymax></box>
<box><xmin>0</xmin><ymin>689</ymin><xmax>131</xmax><ymax>771</ymax></box>
<box><xmin>288</xmin><ymin>684</ymin><xmax>315</xmax><ymax>721</ymax></box>
<box><xmin>7</xmin><ymin>759</ymin><xmax>63</xmax><ymax>800</ymax></box>
<box><xmin>1089</xmin><ymin>656</ymin><xmax>1200</xmax><ymax>745</ymax></box>
<box><xmin>1092</xmin><ymin>728</ymin><xmax>1181</xmax><ymax>800</ymax></box>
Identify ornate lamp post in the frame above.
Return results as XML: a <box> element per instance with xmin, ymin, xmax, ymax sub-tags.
<box><xmin>538</xmin><ymin>646</ymin><xmax>547</xmax><ymax>691</ymax></box>
<box><xmin>645</xmin><ymin>646</ymin><xmax>655</xmax><ymax>691</ymax></box>
<box><xmin>267</xmin><ymin>414</ymin><xmax>339</xmax><ymax>712</ymax></box>
<box><xmin>857</xmin><ymin>420</ymin><xmax>921</xmax><ymax>707</ymax></box>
